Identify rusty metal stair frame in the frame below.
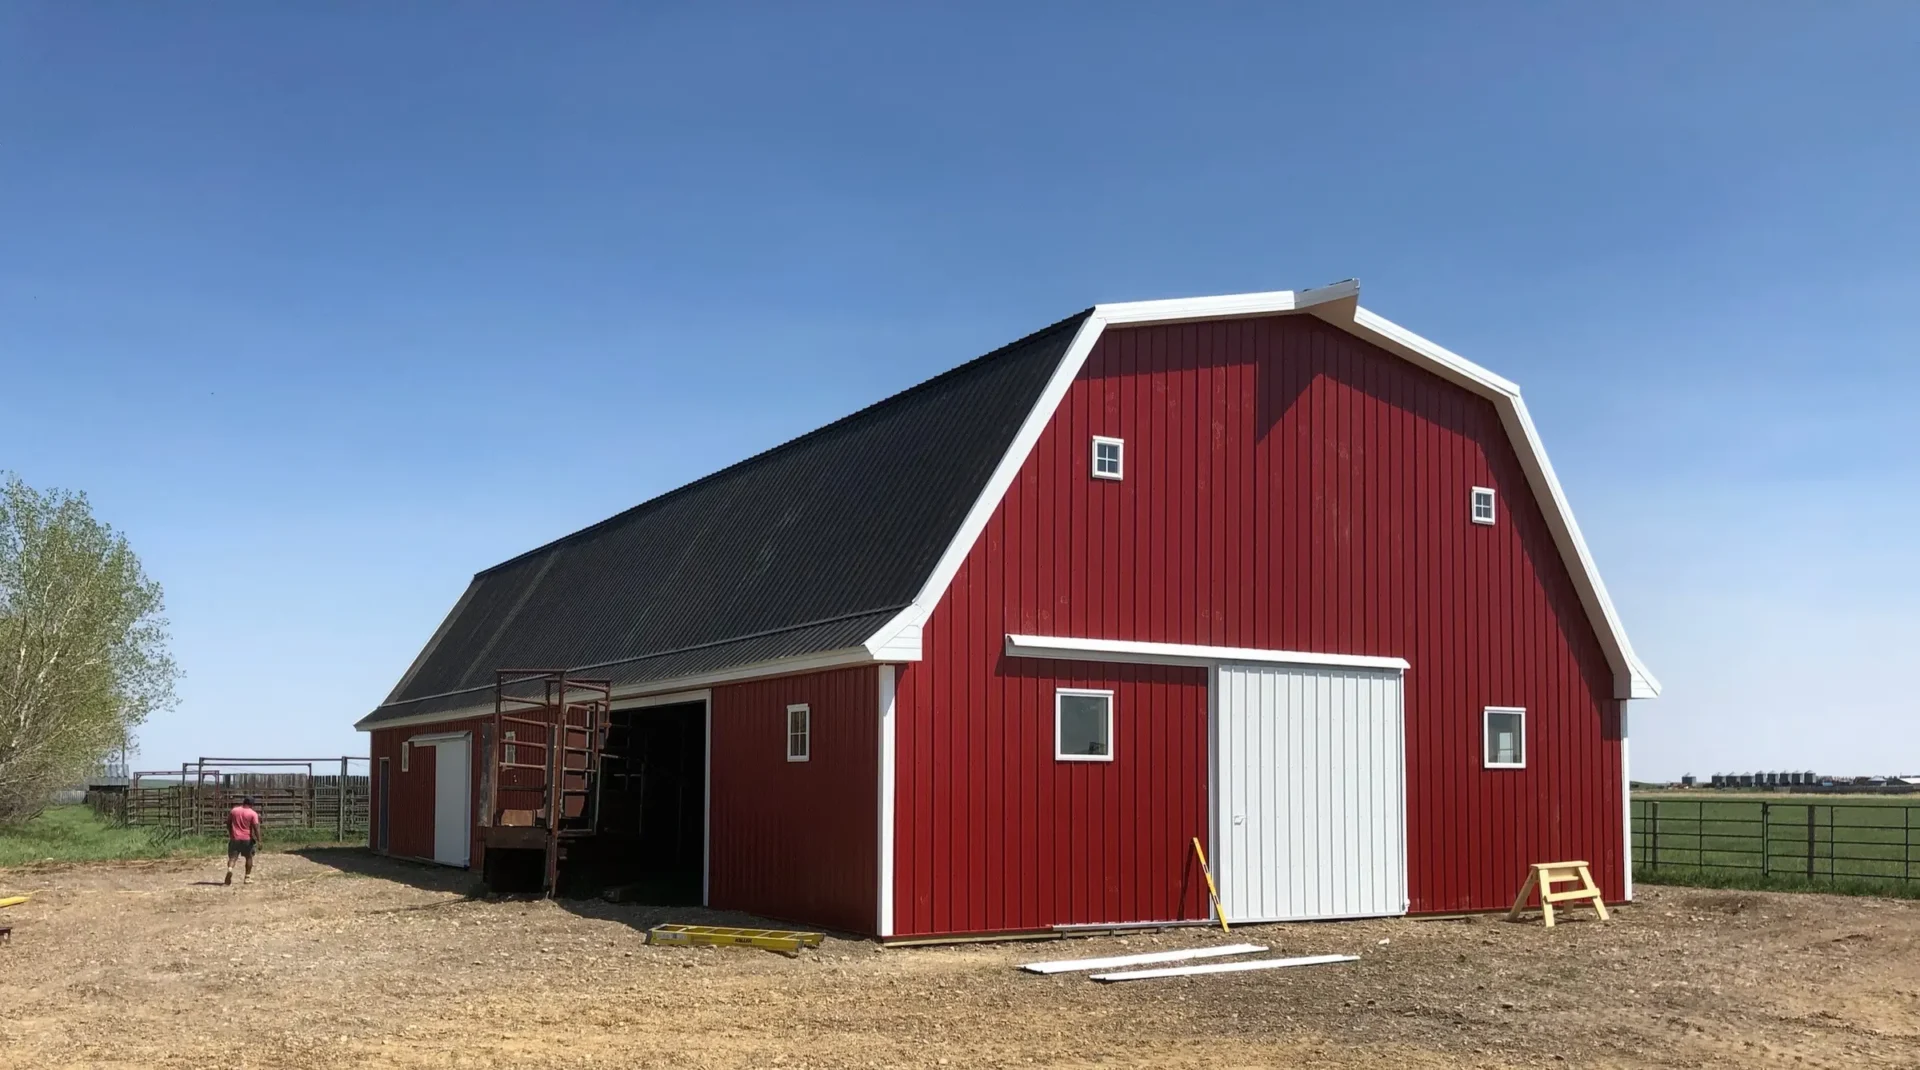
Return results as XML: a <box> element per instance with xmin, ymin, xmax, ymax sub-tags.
<box><xmin>482</xmin><ymin>670</ymin><xmax>616</xmax><ymax>895</ymax></box>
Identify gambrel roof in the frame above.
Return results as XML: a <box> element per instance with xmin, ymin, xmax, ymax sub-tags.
<box><xmin>358</xmin><ymin>310</ymin><xmax>1090</xmax><ymax>728</ymax></box>
<box><xmin>360</xmin><ymin>282</ymin><xmax>1655</xmax><ymax>730</ymax></box>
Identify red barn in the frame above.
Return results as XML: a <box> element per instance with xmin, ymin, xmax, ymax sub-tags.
<box><xmin>356</xmin><ymin>282</ymin><xmax>1659</xmax><ymax>938</ymax></box>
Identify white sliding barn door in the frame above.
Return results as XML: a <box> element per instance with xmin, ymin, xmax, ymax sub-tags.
<box><xmin>1213</xmin><ymin>664</ymin><xmax>1406</xmax><ymax>922</ymax></box>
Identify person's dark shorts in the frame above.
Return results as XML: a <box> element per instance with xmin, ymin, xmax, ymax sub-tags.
<box><xmin>228</xmin><ymin>839</ymin><xmax>255</xmax><ymax>861</ymax></box>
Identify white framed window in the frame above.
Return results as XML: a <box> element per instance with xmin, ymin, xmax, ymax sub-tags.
<box><xmin>1091</xmin><ymin>436</ymin><xmax>1124</xmax><ymax>480</ymax></box>
<box><xmin>786</xmin><ymin>704</ymin><xmax>811</xmax><ymax>762</ymax></box>
<box><xmin>1484</xmin><ymin>707</ymin><xmax>1525</xmax><ymax>768</ymax></box>
<box><xmin>400</xmin><ymin>740</ymin><xmax>411</xmax><ymax>773</ymax></box>
<box><xmin>504</xmin><ymin>729</ymin><xmax>517</xmax><ymax>766</ymax></box>
<box><xmin>1471</xmin><ymin>486</ymin><xmax>1497</xmax><ymax>525</ymax></box>
<box><xmin>1055</xmin><ymin>688</ymin><xmax>1115</xmax><ymax>762</ymax></box>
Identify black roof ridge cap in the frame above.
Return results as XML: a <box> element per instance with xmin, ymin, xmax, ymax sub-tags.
<box><xmin>471</xmin><ymin>308</ymin><xmax>1094</xmax><ymax>580</ymax></box>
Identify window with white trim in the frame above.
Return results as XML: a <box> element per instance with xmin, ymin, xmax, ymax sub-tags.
<box><xmin>1484</xmin><ymin>707</ymin><xmax>1525</xmax><ymax>768</ymax></box>
<box><xmin>400</xmin><ymin>740</ymin><xmax>411</xmax><ymax>772</ymax></box>
<box><xmin>504</xmin><ymin>730</ymin><xmax>517</xmax><ymax>766</ymax></box>
<box><xmin>1471</xmin><ymin>486</ymin><xmax>1497</xmax><ymax>525</ymax></box>
<box><xmin>1091</xmin><ymin>436</ymin><xmax>1124</xmax><ymax>480</ymax></box>
<box><xmin>1055</xmin><ymin>689</ymin><xmax>1114</xmax><ymax>761</ymax></box>
<box><xmin>786</xmin><ymin>704</ymin><xmax>811</xmax><ymax>762</ymax></box>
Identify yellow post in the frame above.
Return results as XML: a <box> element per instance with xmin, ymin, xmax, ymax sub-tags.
<box><xmin>1191</xmin><ymin>837</ymin><xmax>1229</xmax><ymax>933</ymax></box>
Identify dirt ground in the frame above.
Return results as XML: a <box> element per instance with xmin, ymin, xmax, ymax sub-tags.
<box><xmin>3</xmin><ymin>851</ymin><xmax>1918</xmax><ymax>1069</ymax></box>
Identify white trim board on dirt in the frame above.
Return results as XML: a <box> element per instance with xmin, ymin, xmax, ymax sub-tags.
<box><xmin>1018</xmin><ymin>943</ymin><xmax>1267</xmax><ymax>975</ymax></box>
<box><xmin>1090</xmin><ymin>953</ymin><xmax>1359</xmax><ymax>982</ymax></box>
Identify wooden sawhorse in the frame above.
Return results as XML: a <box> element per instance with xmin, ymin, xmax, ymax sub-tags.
<box><xmin>1507</xmin><ymin>861</ymin><xmax>1609</xmax><ymax>927</ymax></box>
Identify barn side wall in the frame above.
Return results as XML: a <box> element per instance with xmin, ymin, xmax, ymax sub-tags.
<box><xmin>709</xmin><ymin>665</ymin><xmax>880</xmax><ymax>935</ymax></box>
<box><xmin>895</xmin><ymin>313</ymin><xmax>1623</xmax><ymax>934</ymax></box>
<box><xmin>368</xmin><ymin>716</ymin><xmax>486</xmax><ymax>869</ymax></box>
<box><xmin>891</xmin><ymin>658</ymin><xmax>1211</xmax><ymax>936</ymax></box>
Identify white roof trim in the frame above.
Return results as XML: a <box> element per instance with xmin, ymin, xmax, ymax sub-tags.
<box><xmin>868</xmin><ymin>281</ymin><xmax>1658</xmax><ymax>700</ymax></box>
<box><xmin>1007</xmin><ymin>634</ymin><xmax>1409</xmax><ymax>672</ymax></box>
<box><xmin>355</xmin><ymin>643</ymin><xmax>908</xmax><ymax>732</ymax></box>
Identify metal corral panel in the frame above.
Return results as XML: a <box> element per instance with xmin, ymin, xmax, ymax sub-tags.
<box><xmin>1214</xmin><ymin>664</ymin><xmax>1406</xmax><ymax>922</ymax></box>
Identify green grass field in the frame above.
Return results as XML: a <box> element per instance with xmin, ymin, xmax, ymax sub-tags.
<box><xmin>0</xmin><ymin>805</ymin><xmax>359</xmax><ymax>868</ymax></box>
<box><xmin>1632</xmin><ymin>794</ymin><xmax>1920</xmax><ymax>899</ymax></box>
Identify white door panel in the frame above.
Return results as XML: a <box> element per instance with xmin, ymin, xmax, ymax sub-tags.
<box><xmin>1214</xmin><ymin>664</ymin><xmax>1405</xmax><ymax>922</ymax></box>
<box><xmin>432</xmin><ymin>738</ymin><xmax>471</xmax><ymax>867</ymax></box>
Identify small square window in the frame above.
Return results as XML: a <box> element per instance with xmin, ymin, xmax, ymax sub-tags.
<box><xmin>1484</xmin><ymin>707</ymin><xmax>1525</xmax><ymax>768</ymax></box>
<box><xmin>1056</xmin><ymin>689</ymin><xmax>1114</xmax><ymax>761</ymax></box>
<box><xmin>1471</xmin><ymin>486</ymin><xmax>1497</xmax><ymax>525</ymax></box>
<box><xmin>786</xmin><ymin>704</ymin><xmax>811</xmax><ymax>762</ymax></box>
<box><xmin>1091</xmin><ymin>436</ymin><xmax>1124</xmax><ymax>480</ymax></box>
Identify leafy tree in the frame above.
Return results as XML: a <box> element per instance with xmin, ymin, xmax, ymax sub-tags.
<box><xmin>0</xmin><ymin>474</ymin><xmax>177</xmax><ymax>824</ymax></box>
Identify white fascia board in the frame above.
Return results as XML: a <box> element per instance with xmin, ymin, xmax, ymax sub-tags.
<box><xmin>872</xmin><ymin>310</ymin><xmax>1113</xmax><ymax>639</ymax></box>
<box><xmin>862</xmin><ymin>616</ymin><xmax>923</xmax><ymax>661</ymax></box>
<box><xmin>1494</xmin><ymin>398</ymin><xmax>1661</xmax><ymax>699</ymax></box>
<box><xmin>355</xmin><ymin>646</ymin><xmax>882</xmax><ymax>732</ymax></box>
<box><xmin>407</xmin><ymin>730</ymin><xmax>471</xmax><ymax>744</ymax></box>
<box><xmin>1007</xmin><ymin>634</ymin><xmax>1409</xmax><ymax>673</ymax></box>
<box><xmin>1346</xmin><ymin>306</ymin><xmax>1522</xmax><ymax>397</ymax></box>
<box><xmin>868</xmin><ymin>281</ymin><xmax>1658</xmax><ymax>703</ymax></box>
<box><xmin>1097</xmin><ymin>279</ymin><xmax>1357</xmax><ymax>326</ymax></box>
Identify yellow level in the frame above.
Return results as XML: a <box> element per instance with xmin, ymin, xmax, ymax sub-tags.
<box><xmin>647</xmin><ymin>923</ymin><xmax>824</xmax><ymax>953</ymax></box>
<box><xmin>1191</xmin><ymin>838</ymin><xmax>1230</xmax><ymax>933</ymax></box>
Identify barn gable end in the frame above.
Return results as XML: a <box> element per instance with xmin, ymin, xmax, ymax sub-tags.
<box><xmin>891</xmin><ymin>309</ymin><xmax>1634</xmax><ymax>933</ymax></box>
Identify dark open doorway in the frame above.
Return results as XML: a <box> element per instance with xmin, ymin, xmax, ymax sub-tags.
<box><xmin>560</xmin><ymin>700</ymin><xmax>706</xmax><ymax>902</ymax></box>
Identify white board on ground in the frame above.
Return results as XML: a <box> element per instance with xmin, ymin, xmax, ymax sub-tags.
<box><xmin>1090</xmin><ymin>953</ymin><xmax>1358</xmax><ymax>982</ymax></box>
<box><xmin>1018</xmin><ymin>943</ymin><xmax>1267</xmax><ymax>975</ymax></box>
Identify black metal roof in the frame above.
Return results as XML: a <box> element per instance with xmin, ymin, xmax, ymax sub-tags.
<box><xmin>358</xmin><ymin>309</ymin><xmax>1091</xmax><ymax>728</ymax></box>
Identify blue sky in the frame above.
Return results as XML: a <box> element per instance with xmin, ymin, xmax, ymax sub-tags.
<box><xmin>2</xmin><ymin>5</ymin><xmax>1914</xmax><ymax>780</ymax></box>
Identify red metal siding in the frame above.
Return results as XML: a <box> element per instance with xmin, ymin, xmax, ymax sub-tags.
<box><xmin>893</xmin><ymin>658</ymin><xmax>1211</xmax><ymax>936</ymax></box>
<box><xmin>709</xmin><ymin>666</ymin><xmax>880</xmax><ymax>935</ymax></box>
<box><xmin>896</xmin><ymin>314</ymin><xmax>1623</xmax><ymax>932</ymax></box>
<box><xmin>369</xmin><ymin>718</ymin><xmax>485</xmax><ymax>868</ymax></box>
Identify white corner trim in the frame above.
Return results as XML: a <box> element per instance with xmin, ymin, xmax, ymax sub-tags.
<box><xmin>1621</xmin><ymin>702</ymin><xmax>1633</xmax><ymax>902</ymax></box>
<box><xmin>876</xmin><ymin>664</ymin><xmax>896</xmax><ymax>937</ymax></box>
<box><xmin>864</xmin><ymin>281</ymin><xmax>1658</xmax><ymax>702</ymax></box>
<box><xmin>1007</xmin><ymin>634</ymin><xmax>1409</xmax><ymax>673</ymax></box>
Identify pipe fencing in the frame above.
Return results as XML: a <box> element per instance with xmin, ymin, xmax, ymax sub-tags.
<box><xmin>86</xmin><ymin>757</ymin><xmax>370</xmax><ymax>840</ymax></box>
<box><xmin>1632</xmin><ymin>797</ymin><xmax>1920</xmax><ymax>888</ymax></box>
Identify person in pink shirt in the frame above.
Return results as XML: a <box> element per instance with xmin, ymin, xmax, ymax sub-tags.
<box><xmin>224</xmin><ymin>796</ymin><xmax>263</xmax><ymax>886</ymax></box>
